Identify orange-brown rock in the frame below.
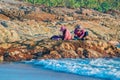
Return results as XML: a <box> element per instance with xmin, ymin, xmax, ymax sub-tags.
<box><xmin>0</xmin><ymin>14</ymin><xmax>10</xmax><ymax>20</ymax></box>
<box><xmin>25</xmin><ymin>12</ymin><xmax>56</xmax><ymax>22</ymax></box>
<box><xmin>60</xmin><ymin>42</ymin><xmax>76</xmax><ymax>50</ymax></box>
<box><xmin>42</xmin><ymin>50</ymin><xmax>61</xmax><ymax>59</ymax></box>
<box><xmin>0</xmin><ymin>39</ymin><xmax>119</xmax><ymax>61</ymax></box>
<box><xmin>0</xmin><ymin>43</ymin><xmax>11</xmax><ymax>49</ymax></box>
<box><xmin>0</xmin><ymin>47</ymin><xmax>5</xmax><ymax>56</ymax></box>
<box><xmin>61</xmin><ymin>50</ymin><xmax>78</xmax><ymax>58</ymax></box>
<box><xmin>4</xmin><ymin>47</ymin><xmax>33</xmax><ymax>61</ymax></box>
<box><xmin>87</xmin><ymin>49</ymin><xmax>103</xmax><ymax>58</ymax></box>
<box><xmin>1</xmin><ymin>8</ymin><xmax>25</xmax><ymax>20</ymax></box>
<box><xmin>76</xmin><ymin>47</ymin><xmax>84</xmax><ymax>58</ymax></box>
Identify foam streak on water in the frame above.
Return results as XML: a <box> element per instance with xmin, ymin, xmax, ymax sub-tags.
<box><xmin>24</xmin><ymin>58</ymin><xmax>120</xmax><ymax>80</ymax></box>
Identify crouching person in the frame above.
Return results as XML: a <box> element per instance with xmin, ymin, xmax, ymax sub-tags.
<box><xmin>74</xmin><ymin>25</ymin><xmax>88</xmax><ymax>40</ymax></box>
<box><xmin>60</xmin><ymin>26</ymin><xmax>72</xmax><ymax>40</ymax></box>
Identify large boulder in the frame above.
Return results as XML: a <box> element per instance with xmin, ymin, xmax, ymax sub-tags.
<box><xmin>42</xmin><ymin>50</ymin><xmax>61</xmax><ymax>59</ymax></box>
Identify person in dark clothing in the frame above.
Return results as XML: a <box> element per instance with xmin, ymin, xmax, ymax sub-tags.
<box><xmin>74</xmin><ymin>25</ymin><xmax>88</xmax><ymax>40</ymax></box>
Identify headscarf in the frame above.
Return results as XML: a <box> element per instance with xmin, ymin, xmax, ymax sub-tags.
<box><xmin>60</xmin><ymin>26</ymin><xmax>66</xmax><ymax>32</ymax></box>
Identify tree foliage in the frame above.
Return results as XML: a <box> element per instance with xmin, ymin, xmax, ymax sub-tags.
<box><xmin>24</xmin><ymin>0</ymin><xmax>120</xmax><ymax>12</ymax></box>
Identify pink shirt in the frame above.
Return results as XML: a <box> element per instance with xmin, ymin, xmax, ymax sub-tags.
<box><xmin>64</xmin><ymin>29</ymin><xmax>72</xmax><ymax>40</ymax></box>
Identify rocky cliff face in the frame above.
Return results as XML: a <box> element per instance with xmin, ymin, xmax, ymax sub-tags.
<box><xmin>0</xmin><ymin>0</ymin><xmax>120</xmax><ymax>42</ymax></box>
<box><xmin>0</xmin><ymin>0</ymin><xmax>120</xmax><ymax>62</ymax></box>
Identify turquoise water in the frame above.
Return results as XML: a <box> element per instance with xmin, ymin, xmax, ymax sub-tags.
<box><xmin>0</xmin><ymin>58</ymin><xmax>120</xmax><ymax>80</ymax></box>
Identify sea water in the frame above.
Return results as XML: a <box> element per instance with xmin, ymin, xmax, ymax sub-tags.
<box><xmin>0</xmin><ymin>58</ymin><xmax>120</xmax><ymax>80</ymax></box>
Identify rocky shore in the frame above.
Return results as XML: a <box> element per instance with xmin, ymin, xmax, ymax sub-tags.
<box><xmin>0</xmin><ymin>0</ymin><xmax>120</xmax><ymax>62</ymax></box>
<box><xmin>0</xmin><ymin>39</ymin><xmax>120</xmax><ymax>62</ymax></box>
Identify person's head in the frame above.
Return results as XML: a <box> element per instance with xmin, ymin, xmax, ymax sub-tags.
<box><xmin>60</xmin><ymin>26</ymin><xmax>66</xmax><ymax>32</ymax></box>
<box><xmin>75</xmin><ymin>24</ymin><xmax>81</xmax><ymax>29</ymax></box>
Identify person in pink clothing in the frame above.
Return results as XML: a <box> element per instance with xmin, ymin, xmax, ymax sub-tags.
<box><xmin>60</xmin><ymin>26</ymin><xmax>72</xmax><ymax>40</ymax></box>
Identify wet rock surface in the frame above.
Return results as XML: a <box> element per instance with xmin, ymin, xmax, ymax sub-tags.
<box><xmin>0</xmin><ymin>0</ymin><xmax>120</xmax><ymax>61</ymax></box>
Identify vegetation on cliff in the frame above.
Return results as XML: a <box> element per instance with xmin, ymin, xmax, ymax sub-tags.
<box><xmin>25</xmin><ymin>0</ymin><xmax>120</xmax><ymax>12</ymax></box>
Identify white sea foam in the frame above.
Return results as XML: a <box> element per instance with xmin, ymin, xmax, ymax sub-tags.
<box><xmin>24</xmin><ymin>58</ymin><xmax>120</xmax><ymax>80</ymax></box>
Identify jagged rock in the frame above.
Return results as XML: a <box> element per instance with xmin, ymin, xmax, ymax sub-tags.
<box><xmin>0</xmin><ymin>24</ymin><xmax>20</xmax><ymax>42</ymax></box>
<box><xmin>25</xmin><ymin>11</ymin><xmax>56</xmax><ymax>21</ymax></box>
<box><xmin>42</xmin><ymin>50</ymin><xmax>61</xmax><ymax>59</ymax></box>
<box><xmin>9</xmin><ymin>30</ymin><xmax>20</xmax><ymax>42</ymax></box>
<box><xmin>87</xmin><ymin>49</ymin><xmax>103</xmax><ymax>58</ymax></box>
<box><xmin>41</xmin><ymin>7</ymin><xmax>55</xmax><ymax>14</ymax></box>
<box><xmin>63</xmin><ymin>15</ymin><xmax>74</xmax><ymax>21</ymax></box>
<box><xmin>0</xmin><ymin>39</ymin><xmax>119</xmax><ymax>61</ymax></box>
<box><xmin>1</xmin><ymin>8</ymin><xmax>25</xmax><ymax>20</ymax></box>
<box><xmin>0</xmin><ymin>14</ymin><xmax>10</xmax><ymax>20</ymax></box>
<box><xmin>60</xmin><ymin>42</ymin><xmax>75</xmax><ymax>50</ymax></box>
<box><xmin>61</xmin><ymin>50</ymin><xmax>78</xmax><ymax>58</ymax></box>
<box><xmin>77</xmin><ymin>47</ymin><xmax>84</xmax><ymax>58</ymax></box>
<box><xmin>0</xmin><ymin>43</ymin><xmax>11</xmax><ymax>49</ymax></box>
<box><xmin>4</xmin><ymin>47</ymin><xmax>33</xmax><ymax>61</ymax></box>
<box><xmin>49</xmin><ymin>51</ymin><xmax>61</xmax><ymax>59</ymax></box>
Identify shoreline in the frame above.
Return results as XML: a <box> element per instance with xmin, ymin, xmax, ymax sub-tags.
<box><xmin>0</xmin><ymin>62</ymin><xmax>106</xmax><ymax>80</ymax></box>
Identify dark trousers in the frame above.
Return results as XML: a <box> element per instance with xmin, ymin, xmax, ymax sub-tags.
<box><xmin>74</xmin><ymin>31</ymin><xmax>88</xmax><ymax>40</ymax></box>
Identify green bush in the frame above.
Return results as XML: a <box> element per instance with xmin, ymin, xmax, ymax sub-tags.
<box><xmin>24</xmin><ymin>0</ymin><xmax>120</xmax><ymax>12</ymax></box>
<box><xmin>100</xmin><ymin>1</ymin><xmax>110</xmax><ymax>12</ymax></box>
